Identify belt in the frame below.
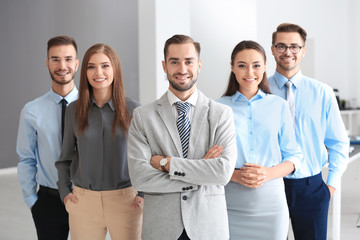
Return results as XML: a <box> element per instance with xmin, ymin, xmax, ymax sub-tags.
<box><xmin>39</xmin><ymin>185</ymin><xmax>60</xmax><ymax>196</ymax></box>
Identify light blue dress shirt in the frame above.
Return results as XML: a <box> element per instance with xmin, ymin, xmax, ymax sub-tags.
<box><xmin>268</xmin><ymin>71</ymin><xmax>349</xmax><ymax>188</ymax></box>
<box><xmin>16</xmin><ymin>87</ymin><xmax>78</xmax><ymax>208</ymax></box>
<box><xmin>217</xmin><ymin>90</ymin><xmax>302</xmax><ymax>172</ymax></box>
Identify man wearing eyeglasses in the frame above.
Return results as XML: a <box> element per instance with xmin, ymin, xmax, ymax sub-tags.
<box><xmin>16</xmin><ymin>35</ymin><xmax>79</xmax><ymax>240</ymax></box>
<box><xmin>268</xmin><ymin>23</ymin><xmax>349</xmax><ymax>240</ymax></box>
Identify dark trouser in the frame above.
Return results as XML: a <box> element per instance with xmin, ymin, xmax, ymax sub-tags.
<box><xmin>284</xmin><ymin>173</ymin><xmax>331</xmax><ymax>240</ymax></box>
<box><xmin>178</xmin><ymin>229</ymin><xmax>191</xmax><ymax>240</ymax></box>
<box><xmin>31</xmin><ymin>186</ymin><xmax>69</xmax><ymax>240</ymax></box>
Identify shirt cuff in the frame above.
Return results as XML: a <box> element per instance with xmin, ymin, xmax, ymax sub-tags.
<box><xmin>327</xmin><ymin>171</ymin><xmax>342</xmax><ymax>189</ymax></box>
<box><xmin>25</xmin><ymin>194</ymin><xmax>38</xmax><ymax>208</ymax></box>
<box><xmin>137</xmin><ymin>191</ymin><xmax>145</xmax><ymax>198</ymax></box>
<box><xmin>59</xmin><ymin>188</ymin><xmax>72</xmax><ymax>203</ymax></box>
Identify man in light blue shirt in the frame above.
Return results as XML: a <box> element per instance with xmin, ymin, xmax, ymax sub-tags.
<box><xmin>268</xmin><ymin>23</ymin><xmax>349</xmax><ymax>240</ymax></box>
<box><xmin>16</xmin><ymin>35</ymin><xmax>79</xmax><ymax>240</ymax></box>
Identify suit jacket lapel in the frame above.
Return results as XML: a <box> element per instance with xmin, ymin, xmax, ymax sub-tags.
<box><xmin>156</xmin><ymin>93</ymin><xmax>183</xmax><ymax>157</ymax></box>
<box><xmin>187</xmin><ymin>91</ymin><xmax>209</xmax><ymax>159</ymax></box>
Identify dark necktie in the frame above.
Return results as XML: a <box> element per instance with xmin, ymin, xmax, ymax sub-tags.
<box><xmin>175</xmin><ymin>102</ymin><xmax>191</xmax><ymax>158</ymax></box>
<box><xmin>61</xmin><ymin>99</ymin><xmax>67</xmax><ymax>141</ymax></box>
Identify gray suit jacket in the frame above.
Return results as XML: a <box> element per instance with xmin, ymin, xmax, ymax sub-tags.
<box><xmin>128</xmin><ymin>90</ymin><xmax>237</xmax><ymax>240</ymax></box>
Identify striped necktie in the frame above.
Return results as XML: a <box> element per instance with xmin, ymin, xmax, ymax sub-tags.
<box><xmin>285</xmin><ymin>81</ymin><xmax>295</xmax><ymax>122</ymax></box>
<box><xmin>176</xmin><ymin>102</ymin><xmax>191</xmax><ymax>158</ymax></box>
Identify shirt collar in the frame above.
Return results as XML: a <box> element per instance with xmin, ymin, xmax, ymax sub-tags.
<box><xmin>231</xmin><ymin>89</ymin><xmax>266</xmax><ymax>102</ymax></box>
<box><xmin>273</xmin><ymin>70</ymin><xmax>303</xmax><ymax>89</ymax></box>
<box><xmin>167</xmin><ymin>89</ymin><xmax>199</xmax><ymax>107</ymax></box>
<box><xmin>108</xmin><ymin>99</ymin><xmax>115</xmax><ymax>111</ymax></box>
<box><xmin>50</xmin><ymin>86</ymin><xmax>78</xmax><ymax>104</ymax></box>
<box><xmin>91</xmin><ymin>98</ymin><xmax>115</xmax><ymax>111</ymax></box>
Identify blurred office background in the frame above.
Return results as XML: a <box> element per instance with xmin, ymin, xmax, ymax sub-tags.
<box><xmin>0</xmin><ymin>0</ymin><xmax>359</xmax><ymax>239</ymax></box>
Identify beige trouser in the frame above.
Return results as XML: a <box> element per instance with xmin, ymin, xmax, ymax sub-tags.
<box><xmin>65</xmin><ymin>186</ymin><xmax>143</xmax><ymax>240</ymax></box>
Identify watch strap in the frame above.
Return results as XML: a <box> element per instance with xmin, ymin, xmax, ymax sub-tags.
<box><xmin>161</xmin><ymin>165</ymin><xmax>168</xmax><ymax>172</ymax></box>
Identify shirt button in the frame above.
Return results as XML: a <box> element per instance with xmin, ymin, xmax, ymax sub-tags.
<box><xmin>182</xmin><ymin>196</ymin><xmax>187</xmax><ymax>201</ymax></box>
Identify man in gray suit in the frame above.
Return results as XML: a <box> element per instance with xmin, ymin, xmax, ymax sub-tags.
<box><xmin>128</xmin><ymin>34</ymin><xmax>237</xmax><ymax>240</ymax></box>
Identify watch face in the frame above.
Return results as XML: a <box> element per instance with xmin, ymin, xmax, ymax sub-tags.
<box><xmin>160</xmin><ymin>158</ymin><xmax>167</xmax><ymax>166</ymax></box>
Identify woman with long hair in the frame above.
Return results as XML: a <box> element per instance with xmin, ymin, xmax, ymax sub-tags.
<box><xmin>217</xmin><ymin>40</ymin><xmax>302</xmax><ymax>239</ymax></box>
<box><xmin>56</xmin><ymin>43</ymin><xmax>142</xmax><ymax>240</ymax></box>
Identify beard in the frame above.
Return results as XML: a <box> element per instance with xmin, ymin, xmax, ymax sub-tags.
<box><xmin>276</xmin><ymin>62</ymin><xmax>299</xmax><ymax>74</ymax></box>
<box><xmin>49</xmin><ymin>70</ymin><xmax>75</xmax><ymax>85</ymax></box>
<box><xmin>168</xmin><ymin>73</ymin><xmax>198</xmax><ymax>92</ymax></box>
<box><xmin>275</xmin><ymin>53</ymin><xmax>299</xmax><ymax>72</ymax></box>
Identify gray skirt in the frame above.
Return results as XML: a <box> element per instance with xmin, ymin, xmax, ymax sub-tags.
<box><xmin>225</xmin><ymin>178</ymin><xmax>289</xmax><ymax>240</ymax></box>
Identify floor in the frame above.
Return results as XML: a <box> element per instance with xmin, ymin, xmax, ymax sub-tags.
<box><xmin>1</xmin><ymin>162</ymin><xmax>360</xmax><ymax>240</ymax></box>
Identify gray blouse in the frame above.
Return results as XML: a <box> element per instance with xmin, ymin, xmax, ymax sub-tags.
<box><xmin>56</xmin><ymin>98</ymin><xmax>140</xmax><ymax>201</ymax></box>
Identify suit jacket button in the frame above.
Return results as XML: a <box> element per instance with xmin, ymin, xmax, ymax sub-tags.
<box><xmin>182</xmin><ymin>196</ymin><xmax>187</xmax><ymax>201</ymax></box>
<box><xmin>186</xmin><ymin>187</ymin><xmax>190</xmax><ymax>190</ymax></box>
<box><xmin>182</xmin><ymin>173</ymin><xmax>185</xmax><ymax>177</ymax></box>
<box><xmin>189</xmin><ymin>186</ymin><xmax>193</xmax><ymax>189</ymax></box>
<box><xmin>182</xmin><ymin>187</ymin><xmax>186</xmax><ymax>191</ymax></box>
<box><xmin>174</xmin><ymin>171</ymin><xmax>178</xmax><ymax>175</ymax></box>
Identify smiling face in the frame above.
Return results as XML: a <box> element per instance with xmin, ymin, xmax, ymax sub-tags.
<box><xmin>271</xmin><ymin>32</ymin><xmax>306</xmax><ymax>79</ymax></box>
<box><xmin>86</xmin><ymin>53</ymin><xmax>114</xmax><ymax>92</ymax></box>
<box><xmin>162</xmin><ymin>43</ymin><xmax>202</xmax><ymax>98</ymax></box>
<box><xmin>46</xmin><ymin>44</ymin><xmax>79</xmax><ymax>86</ymax></box>
<box><xmin>231</xmin><ymin>49</ymin><xmax>266</xmax><ymax>99</ymax></box>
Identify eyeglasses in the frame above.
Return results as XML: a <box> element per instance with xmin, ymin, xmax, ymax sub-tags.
<box><xmin>49</xmin><ymin>57</ymin><xmax>75</xmax><ymax>64</ymax></box>
<box><xmin>273</xmin><ymin>44</ymin><xmax>303</xmax><ymax>53</ymax></box>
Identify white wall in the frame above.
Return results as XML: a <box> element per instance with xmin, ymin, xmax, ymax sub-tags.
<box><xmin>138</xmin><ymin>0</ymin><xmax>191</xmax><ymax>104</ymax></box>
<box><xmin>155</xmin><ymin>0</ymin><xmax>192</xmax><ymax>98</ymax></box>
<box><xmin>351</xmin><ymin>0</ymin><xmax>360</xmax><ymax>105</ymax></box>
<box><xmin>138</xmin><ymin>0</ymin><xmax>258</xmax><ymax>102</ymax></box>
<box><xmin>191</xmin><ymin>0</ymin><xmax>258</xmax><ymax>100</ymax></box>
<box><xmin>257</xmin><ymin>0</ymin><xmax>359</xmax><ymax>104</ymax></box>
<box><xmin>140</xmin><ymin>0</ymin><xmax>360</xmax><ymax>104</ymax></box>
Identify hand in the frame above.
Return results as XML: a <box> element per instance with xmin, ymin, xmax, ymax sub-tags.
<box><xmin>327</xmin><ymin>184</ymin><xmax>335</xmax><ymax>198</ymax></box>
<box><xmin>150</xmin><ymin>155</ymin><xmax>170</xmax><ymax>172</ymax></box>
<box><xmin>150</xmin><ymin>155</ymin><xmax>162</xmax><ymax>171</ymax></box>
<box><xmin>231</xmin><ymin>164</ymin><xmax>268</xmax><ymax>188</ymax></box>
<box><xmin>204</xmin><ymin>145</ymin><xmax>224</xmax><ymax>159</ymax></box>
<box><xmin>64</xmin><ymin>193</ymin><xmax>78</xmax><ymax>204</ymax></box>
<box><xmin>131</xmin><ymin>195</ymin><xmax>144</xmax><ymax>209</ymax></box>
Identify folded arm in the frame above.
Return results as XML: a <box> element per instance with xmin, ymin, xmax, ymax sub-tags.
<box><xmin>127</xmin><ymin>106</ymin><xmax>237</xmax><ymax>193</ymax></box>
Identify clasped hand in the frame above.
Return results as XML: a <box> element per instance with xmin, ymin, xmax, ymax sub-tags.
<box><xmin>231</xmin><ymin>163</ymin><xmax>269</xmax><ymax>188</ymax></box>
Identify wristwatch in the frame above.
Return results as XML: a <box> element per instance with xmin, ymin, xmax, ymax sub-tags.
<box><xmin>160</xmin><ymin>157</ymin><xmax>168</xmax><ymax>172</ymax></box>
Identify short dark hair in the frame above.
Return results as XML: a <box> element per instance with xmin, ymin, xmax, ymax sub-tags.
<box><xmin>223</xmin><ymin>40</ymin><xmax>271</xmax><ymax>97</ymax></box>
<box><xmin>47</xmin><ymin>35</ymin><xmax>77</xmax><ymax>58</ymax></box>
<box><xmin>272</xmin><ymin>23</ymin><xmax>307</xmax><ymax>45</ymax></box>
<box><xmin>163</xmin><ymin>34</ymin><xmax>200</xmax><ymax>61</ymax></box>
